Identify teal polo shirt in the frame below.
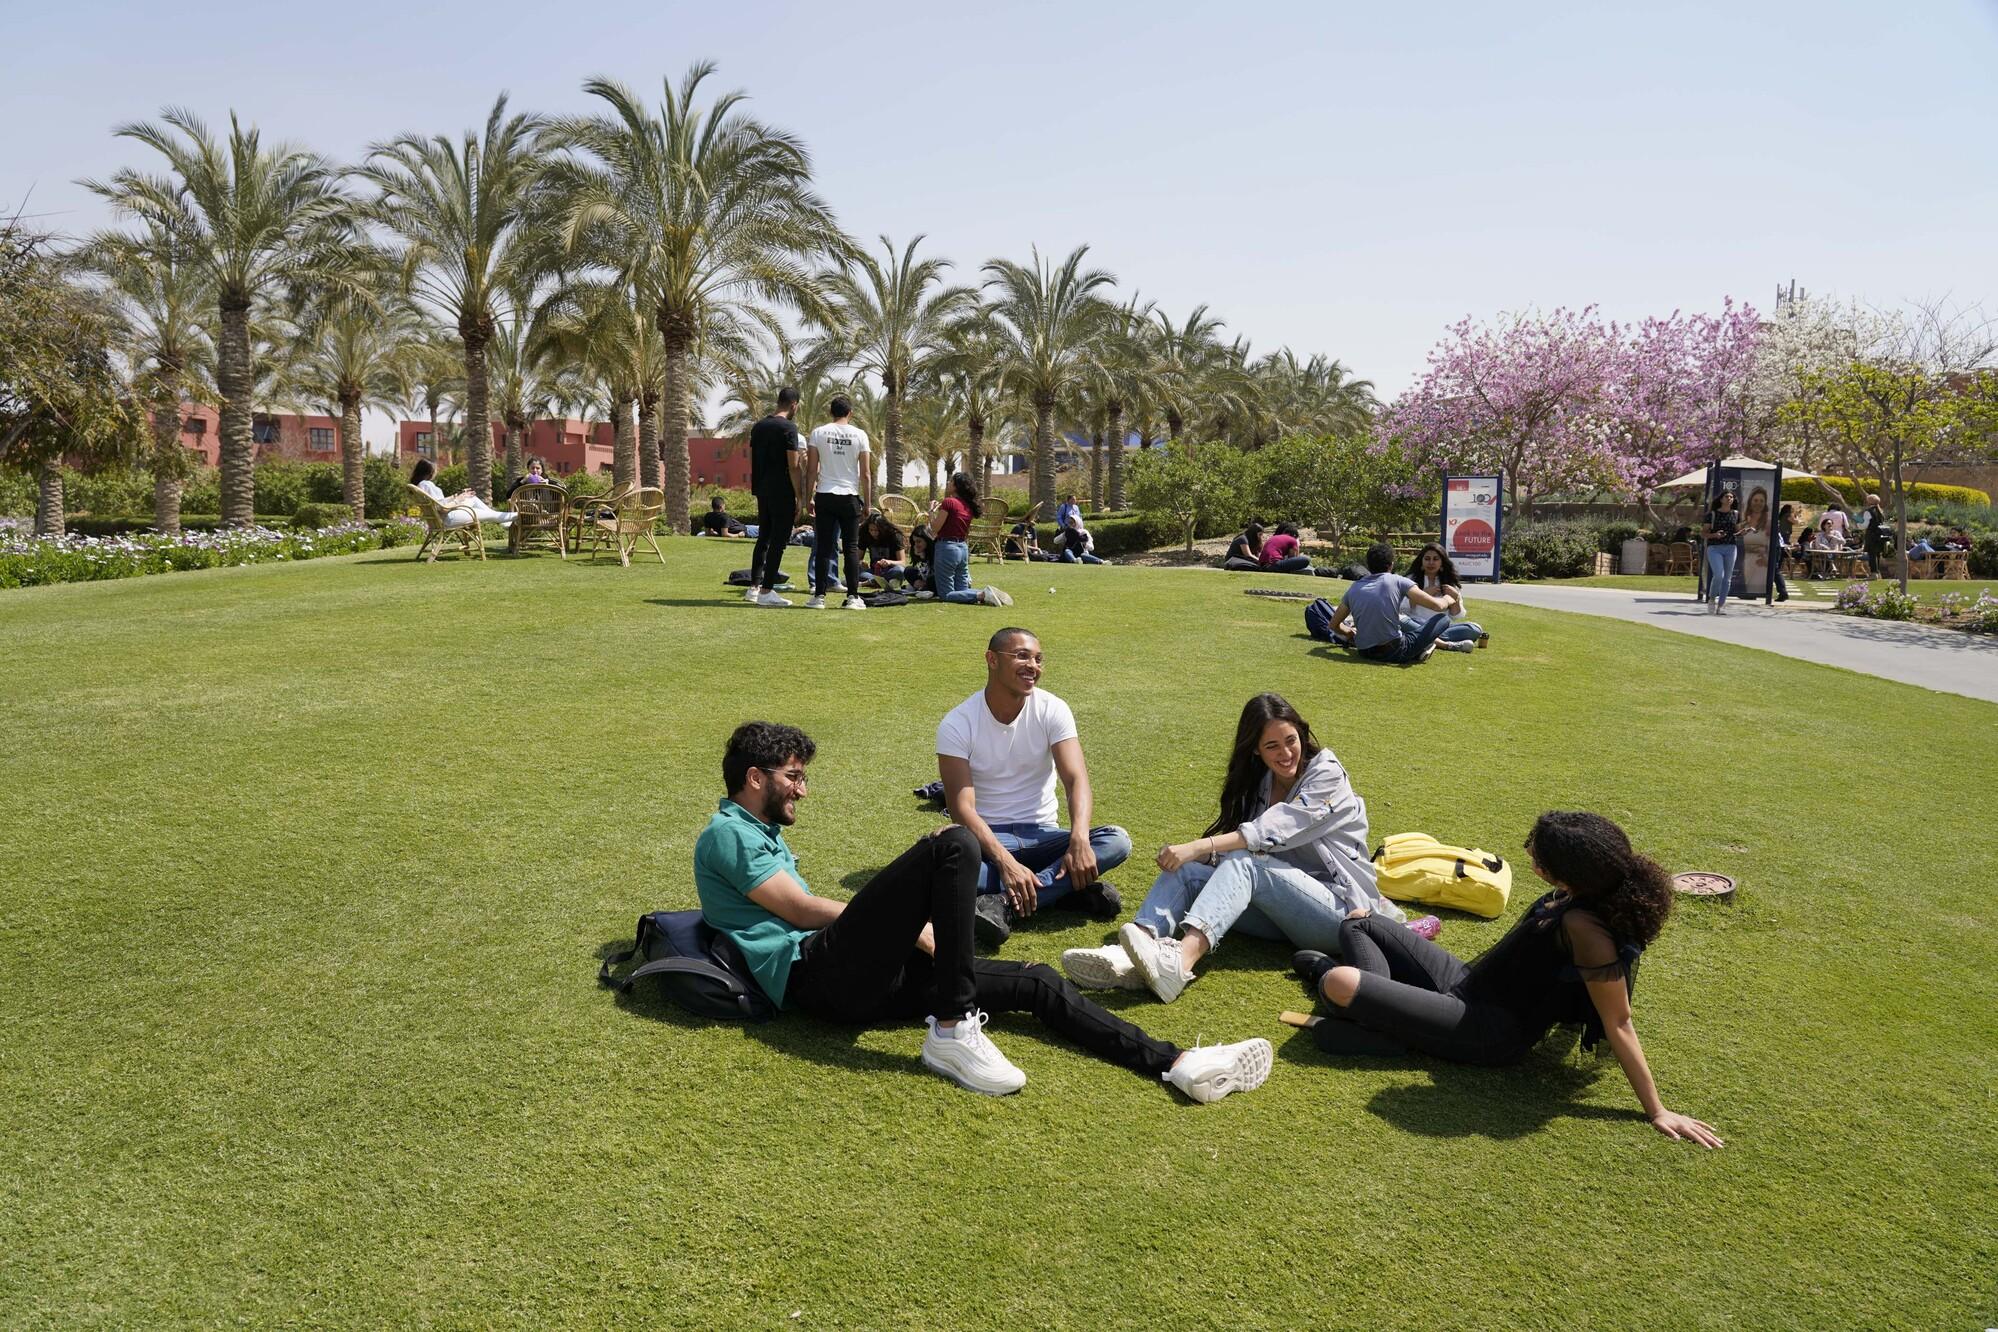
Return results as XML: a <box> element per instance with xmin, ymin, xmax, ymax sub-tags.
<box><xmin>693</xmin><ymin>799</ymin><xmax>815</xmax><ymax>1008</ymax></box>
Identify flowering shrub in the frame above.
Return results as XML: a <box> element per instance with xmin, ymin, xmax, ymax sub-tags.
<box><xmin>0</xmin><ymin>519</ymin><xmax>425</xmax><ymax>590</ymax></box>
<box><xmin>1943</xmin><ymin>590</ymin><xmax>1998</xmax><ymax>634</ymax></box>
<box><xmin>1832</xmin><ymin>582</ymin><xmax>1917</xmax><ymax>621</ymax></box>
<box><xmin>1834</xmin><ymin>582</ymin><xmax>1872</xmax><ymax>610</ymax></box>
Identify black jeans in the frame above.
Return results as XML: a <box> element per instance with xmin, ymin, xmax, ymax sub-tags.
<box><xmin>751</xmin><ymin>491</ymin><xmax>795</xmax><ymax>590</ymax></box>
<box><xmin>785</xmin><ymin>828</ymin><xmax>1180</xmax><ymax>1077</ymax></box>
<box><xmin>811</xmin><ymin>493</ymin><xmax>863</xmax><ymax>596</ymax></box>
<box><xmin>1360</xmin><ymin>611</ymin><xmax>1451</xmax><ymax>665</ymax></box>
<box><xmin>1312</xmin><ymin>914</ymin><xmax>1530</xmax><ymax>1065</ymax></box>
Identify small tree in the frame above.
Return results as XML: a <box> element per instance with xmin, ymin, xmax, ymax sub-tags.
<box><xmin>1253</xmin><ymin>432</ymin><xmax>1437</xmax><ymax>550</ymax></box>
<box><xmin>1127</xmin><ymin>441</ymin><xmax>1253</xmax><ymax>551</ymax></box>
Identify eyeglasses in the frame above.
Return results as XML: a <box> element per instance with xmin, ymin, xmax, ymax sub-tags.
<box><xmin>760</xmin><ymin>766</ymin><xmax>808</xmax><ymax>789</ymax></box>
<box><xmin>1002</xmin><ymin>649</ymin><xmax>1043</xmax><ymax>664</ymax></box>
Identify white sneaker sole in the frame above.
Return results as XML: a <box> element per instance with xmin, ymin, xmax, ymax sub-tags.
<box><xmin>921</xmin><ymin>1046</ymin><xmax>1026</xmax><ymax>1096</ymax></box>
<box><xmin>1061</xmin><ymin>946</ymin><xmax>1146</xmax><ymax>991</ymax></box>
<box><xmin>1178</xmin><ymin>1039</ymin><xmax>1273</xmax><ymax>1103</ymax></box>
<box><xmin>1118</xmin><ymin>922</ymin><xmax>1187</xmax><ymax>1003</ymax></box>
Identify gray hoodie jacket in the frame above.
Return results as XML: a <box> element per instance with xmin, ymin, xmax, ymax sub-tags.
<box><xmin>1236</xmin><ymin>748</ymin><xmax>1403</xmax><ymax>921</ymax></box>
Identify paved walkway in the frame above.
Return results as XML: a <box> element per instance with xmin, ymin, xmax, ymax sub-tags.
<box><xmin>1470</xmin><ymin>583</ymin><xmax>1998</xmax><ymax>705</ymax></box>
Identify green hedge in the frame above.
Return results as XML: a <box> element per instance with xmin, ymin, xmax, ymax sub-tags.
<box><xmin>1503</xmin><ymin>523</ymin><xmax>1603</xmax><ymax>579</ymax></box>
<box><xmin>291</xmin><ymin>502</ymin><xmax>354</xmax><ymax>529</ymax></box>
<box><xmin>1972</xmin><ymin>535</ymin><xmax>1998</xmax><ymax>578</ymax></box>
<box><xmin>1781</xmin><ymin>474</ymin><xmax>1991</xmax><ymax>507</ymax></box>
<box><xmin>1033</xmin><ymin>515</ymin><xmax>1155</xmax><ymax>558</ymax></box>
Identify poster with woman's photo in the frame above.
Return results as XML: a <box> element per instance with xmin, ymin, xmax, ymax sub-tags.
<box><xmin>1708</xmin><ymin>464</ymin><xmax>1780</xmax><ymax>600</ymax></box>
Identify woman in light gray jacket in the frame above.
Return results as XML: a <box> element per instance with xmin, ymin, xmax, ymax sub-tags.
<box><xmin>1062</xmin><ymin>693</ymin><xmax>1411</xmax><ymax>1003</ymax></box>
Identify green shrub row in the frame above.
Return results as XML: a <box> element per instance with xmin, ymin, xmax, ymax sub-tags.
<box><xmin>1780</xmin><ymin>474</ymin><xmax>1990</xmax><ymax>507</ymax></box>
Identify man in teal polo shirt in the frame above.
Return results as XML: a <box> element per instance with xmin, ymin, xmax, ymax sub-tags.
<box><xmin>694</xmin><ymin>720</ymin><xmax>1273</xmax><ymax>1102</ymax></box>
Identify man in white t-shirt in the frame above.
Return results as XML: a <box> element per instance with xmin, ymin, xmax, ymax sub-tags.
<box><xmin>804</xmin><ymin>396</ymin><xmax>874</xmax><ymax>611</ymax></box>
<box><xmin>936</xmin><ymin>628</ymin><xmax>1131</xmax><ymax>946</ymax></box>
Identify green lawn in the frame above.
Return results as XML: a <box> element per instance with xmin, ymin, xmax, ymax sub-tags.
<box><xmin>3</xmin><ymin>542</ymin><xmax>1993</xmax><ymax>1329</ymax></box>
<box><xmin>1548</xmin><ymin>572</ymin><xmax>1997</xmax><ymax>604</ymax></box>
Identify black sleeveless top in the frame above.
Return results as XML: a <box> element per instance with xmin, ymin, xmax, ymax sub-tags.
<box><xmin>1458</xmin><ymin>892</ymin><xmax>1643</xmax><ymax>1050</ymax></box>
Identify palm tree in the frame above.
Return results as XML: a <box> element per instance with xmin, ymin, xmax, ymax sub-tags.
<box><xmin>982</xmin><ymin>246</ymin><xmax>1118</xmax><ymax>511</ymax></box>
<box><xmin>533</xmin><ymin>278</ymin><xmax>652</xmax><ymax>489</ymax></box>
<box><xmin>488</xmin><ymin>283</ymin><xmax>561</xmax><ymax>484</ymax></box>
<box><xmin>933</xmin><ymin>310</ymin><xmax>1013</xmax><ymax>496</ymax></box>
<box><xmin>545</xmin><ymin>63</ymin><xmax>853</xmax><ymax>532</ymax></box>
<box><xmin>901</xmin><ymin>388</ymin><xmax>967</xmax><ymax>502</ymax></box>
<box><xmin>85</xmin><ymin>220</ymin><xmax>214</xmax><ymax>533</ymax></box>
<box><xmin>1252</xmin><ymin>349</ymin><xmax>1376</xmax><ymax>441</ymax></box>
<box><xmin>400</xmin><ymin>328</ymin><xmax>465</xmax><ymax>465</ymax></box>
<box><xmin>85</xmin><ymin>110</ymin><xmax>360</xmax><ymax>527</ymax></box>
<box><xmin>361</xmin><ymin>94</ymin><xmax>545</xmax><ymax>504</ymax></box>
<box><xmin>817</xmin><ymin>234</ymin><xmax>972</xmax><ymax>494</ymax></box>
<box><xmin>1095</xmin><ymin>295</ymin><xmax>1159</xmax><ymax>511</ymax></box>
<box><xmin>291</xmin><ymin>279</ymin><xmax>414</xmax><ymax>517</ymax></box>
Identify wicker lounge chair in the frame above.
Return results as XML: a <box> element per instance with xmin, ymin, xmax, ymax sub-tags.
<box><xmin>406</xmin><ymin>484</ymin><xmax>487</xmax><ymax>563</ymax></box>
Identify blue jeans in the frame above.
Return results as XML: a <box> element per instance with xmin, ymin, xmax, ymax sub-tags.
<box><xmin>1401</xmin><ymin>613</ymin><xmax>1484</xmax><ymax>643</ymax></box>
<box><xmin>933</xmin><ymin>538</ymin><xmax>980</xmax><ymax>603</ymax></box>
<box><xmin>1706</xmin><ymin>543</ymin><xmax>1738</xmax><ymax>605</ymax></box>
<box><xmin>1361</xmin><ymin>610</ymin><xmax>1450</xmax><ymax>664</ymax></box>
<box><xmin>1057</xmin><ymin>549</ymin><xmax>1104</xmax><ymax>565</ymax></box>
<box><xmin>1263</xmin><ymin>555</ymin><xmax>1313</xmax><ymax>574</ymax></box>
<box><xmin>1133</xmin><ymin>852</ymin><xmax>1350</xmax><ymax>953</ymax></box>
<box><xmin>975</xmin><ymin>823</ymin><xmax>1132</xmax><ymax>907</ymax></box>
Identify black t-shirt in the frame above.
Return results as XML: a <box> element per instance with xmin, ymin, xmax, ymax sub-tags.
<box><xmin>1862</xmin><ymin>506</ymin><xmax>1889</xmax><ymax>550</ymax></box>
<box><xmin>700</xmin><ymin>509</ymin><xmax>730</xmax><ymax>535</ymax></box>
<box><xmin>1706</xmin><ymin>509</ymin><xmax>1739</xmax><ymax>545</ymax></box>
<box><xmin>749</xmin><ymin>414</ymin><xmax>802</xmax><ymax>497</ymax></box>
<box><xmin>1226</xmin><ymin>533</ymin><xmax>1258</xmax><ymax>562</ymax></box>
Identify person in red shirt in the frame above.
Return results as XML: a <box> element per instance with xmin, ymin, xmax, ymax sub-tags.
<box><xmin>924</xmin><ymin>471</ymin><xmax>1014</xmax><ymax>607</ymax></box>
<box><xmin>1258</xmin><ymin>522</ymin><xmax>1313</xmax><ymax>574</ymax></box>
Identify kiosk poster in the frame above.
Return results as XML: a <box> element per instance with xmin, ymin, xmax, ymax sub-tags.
<box><xmin>1706</xmin><ymin>463</ymin><xmax>1780</xmax><ymax>600</ymax></box>
<box><xmin>1443</xmin><ymin>475</ymin><xmax>1503</xmax><ymax>579</ymax></box>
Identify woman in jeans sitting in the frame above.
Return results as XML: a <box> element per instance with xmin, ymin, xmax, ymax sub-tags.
<box><xmin>924</xmin><ymin>471</ymin><xmax>1013</xmax><ymax>607</ymax></box>
<box><xmin>1294</xmin><ymin>810</ymin><xmax>1723</xmax><ymax>1149</ymax></box>
<box><xmin>1402</xmin><ymin>543</ymin><xmax>1489</xmax><ymax>651</ymax></box>
<box><xmin>1061</xmin><ymin>693</ymin><xmax>1422</xmax><ymax>1003</ymax></box>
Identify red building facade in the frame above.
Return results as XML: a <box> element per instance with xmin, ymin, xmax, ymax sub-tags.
<box><xmin>162</xmin><ymin>404</ymin><xmax>348</xmax><ymax>466</ymax></box>
<box><xmin>396</xmin><ymin>420</ymin><xmax>746</xmax><ymax>488</ymax></box>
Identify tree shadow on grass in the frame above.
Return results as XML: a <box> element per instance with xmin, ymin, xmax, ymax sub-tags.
<box><xmin>1277</xmin><ymin>1028</ymin><xmax>1639</xmax><ymax>1139</ymax></box>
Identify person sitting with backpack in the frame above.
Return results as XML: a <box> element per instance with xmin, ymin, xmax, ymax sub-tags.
<box><xmin>1060</xmin><ymin>693</ymin><xmax>1419</xmax><ymax>1003</ymax></box>
<box><xmin>1324</xmin><ymin>543</ymin><xmax>1457</xmax><ymax>665</ymax></box>
<box><xmin>693</xmin><ymin>720</ymin><xmax>1273</xmax><ymax>1102</ymax></box>
<box><xmin>1293</xmin><ymin>811</ymin><xmax>1724</xmax><ymax>1149</ymax></box>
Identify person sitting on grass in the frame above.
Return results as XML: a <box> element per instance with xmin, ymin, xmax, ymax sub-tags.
<box><xmin>1223</xmin><ymin>522</ymin><xmax>1265</xmax><ymax>571</ymax></box>
<box><xmin>1054</xmin><ymin>512</ymin><xmax>1105</xmax><ymax>564</ymax></box>
<box><xmin>858</xmin><ymin>510</ymin><xmax>907</xmax><ymax>587</ymax></box>
<box><xmin>698</xmin><ymin>495</ymin><xmax>746</xmax><ymax>537</ymax></box>
<box><xmin>1403</xmin><ymin>543</ymin><xmax>1489</xmax><ymax>652</ymax></box>
<box><xmin>924</xmin><ymin>471</ymin><xmax>1012</xmax><ymax>607</ymax></box>
<box><xmin>695</xmin><ymin>721</ymin><xmax>1272</xmax><ymax>1102</ymax></box>
<box><xmin>1258</xmin><ymin>522</ymin><xmax>1313</xmax><ymax>574</ymax></box>
<box><xmin>1325</xmin><ymin>543</ymin><xmax>1457</xmax><ymax>665</ymax></box>
<box><xmin>938</xmin><ymin>628</ymin><xmax>1129</xmax><ymax>946</ymax></box>
<box><xmin>409</xmin><ymin>459</ymin><xmax>516</xmax><ymax>527</ymax></box>
<box><xmin>907</xmin><ymin>527</ymin><xmax>936</xmax><ymax>597</ymax></box>
<box><xmin>1062</xmin><ymin>692</ymin><xmax>1423</xmax><ymax>1002</ymax></box>
<box><xmin>1292</xmin><ymin>810</ymin><xmax>1723</xmax><ymax>1149</ymax></box>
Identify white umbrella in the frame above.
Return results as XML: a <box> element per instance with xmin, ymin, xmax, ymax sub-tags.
<box><xmin>1655</xmin><ymin>457</ymin><xmax>1817</xmax><ymax>489</ymax></box>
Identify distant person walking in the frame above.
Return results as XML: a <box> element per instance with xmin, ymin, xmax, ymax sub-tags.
<box><xmin>747</xmin><ymin>387</ymin><xmax>806</xmax><ymax>607</ymax></box>
<box><xmin>1860</xmin><ymin>493</ymin><xmax>1890</xmax><ymax>576</ymax></box>
<box><xmin>1703</xmin><ymin>490</ymin><xmax>1751</xmax><ymax>614</ymax></box>
<box><xmin>805</xmin><ymin>396</ymin><xmax>873</xmax><ymax>611</ymax></box>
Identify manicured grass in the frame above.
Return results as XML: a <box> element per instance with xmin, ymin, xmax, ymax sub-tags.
<box><xmin>2</xmin><ymin>542</ymin><xmax>1993</xmax><ymax>1329</ymax></box>
<box><xmin>1549</xmin><ymin>572</ymin><xmax>1997</xmax><ymax>604</ymax></box>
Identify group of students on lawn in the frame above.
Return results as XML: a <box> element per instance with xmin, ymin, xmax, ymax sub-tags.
<box><xmin>690</xmin><ymin>626</ymin><xmax>1722</xmax><ymax>1146</ymax></box>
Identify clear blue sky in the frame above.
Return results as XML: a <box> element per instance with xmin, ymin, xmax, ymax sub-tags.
<box><xmin>8</xmin><ymin>0</ymin><xmax>1997</xmax><ymax>410</ymax></box>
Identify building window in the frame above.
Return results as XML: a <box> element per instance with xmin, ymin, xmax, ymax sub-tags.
<box><xmin>252</xmin><ymin>415</ymin><xmax>279</xmax><ymax>444</ymax></box>
<box><xmin>309</xmin><ymin>428</ymin><xmax>335</xmax><ymax>451</ymax></box>
<box><xmin>414</xmin><ymin>432</ymin><xmax>434</xmax><ymax>459</ymax></box>
<box><xmin>182</xmin><ymin>416</ymin><xmax>207</xmax><ymax>437</ymax></box>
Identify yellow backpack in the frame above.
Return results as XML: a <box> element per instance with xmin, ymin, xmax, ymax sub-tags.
<box><xmin>1370</xmin><ymin>833</ymin><xmax>1513</xmax><ymax>919</ymax></box>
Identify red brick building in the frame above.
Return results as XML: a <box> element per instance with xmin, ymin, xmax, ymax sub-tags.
<box><xmin>162</xmin><ymin>404</ymin><xmax>348</xmax><ymax>466</ymax></box>
<box><xmin>396</xmin><ymin>419</ymin><xmax>746</xmax><ymax>487</ymax></box>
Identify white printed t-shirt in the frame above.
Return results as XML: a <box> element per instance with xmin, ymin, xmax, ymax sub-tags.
<box><xmin>808</xmin><ymin>422</ymin><xmax>870</xmax><ymax>496</ymax></box>
<box><xmin>936</xmin><ymin>687</ymin><xmax>1078</xmax><ymax>827</ymax></box>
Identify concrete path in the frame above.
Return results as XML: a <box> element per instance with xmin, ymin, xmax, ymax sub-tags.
<box><xmin>1468</xmin><ymin>583</ymin><xmax>1998</xmax><ymax>705</ymax></box>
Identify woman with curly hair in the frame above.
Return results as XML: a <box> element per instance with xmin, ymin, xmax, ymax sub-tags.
<box><xmin>1294</xmin><ymin>810</ymin><xmax>1722</xmax><ymax>1148</ymax></box>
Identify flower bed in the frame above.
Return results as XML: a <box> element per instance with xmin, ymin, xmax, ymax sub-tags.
<box><xmin>0</xmin><ymin>519</ymin><xmax>426</xmax><ymax>590</ymax></box>
<box><xmin>1833</xmin><ymin>581</ymin><xmax>1998</xmax><ymax>634</ymax></box>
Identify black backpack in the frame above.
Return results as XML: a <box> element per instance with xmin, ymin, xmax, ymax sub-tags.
<box><xmin>598</xmin><ymin>910</ymin><xmax>777</xmax><ymax>1022</ymax></box>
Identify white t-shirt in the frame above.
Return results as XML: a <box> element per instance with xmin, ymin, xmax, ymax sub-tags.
<box><xmin>808</xmin><ymin>422</ymin><xmax>870</xmax><ymax>496</ymax></box>
<box><xmin>936</xmin><ymin>687</ymin><xmax>1078</xmax><ymax>827</ymax></box>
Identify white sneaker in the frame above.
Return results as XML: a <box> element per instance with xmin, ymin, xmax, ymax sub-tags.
<box><xmin>805</xmin><ymin>595</ymin><xmax>826</xmax><ymax>610</ymax></box>
<box><xmin>1118</xmin><ymin>922</ymin><xmax>1192</xmax><ymax>1003</ymax></box>
<box><xmin>1062</xmin><ymin>943</ymin><xmax>1147</xmax><ymax>990</ymax></box>
<box><xmin>754</xmin><ymin>592</ymin><xmax>791</xmax><ymax>608</ymax></box>
<box><xmin>1437</xmin><ymin>639</ymin><xmax>1474</xmax><ymax>653</ymax></box>
<box><xmin>913</xmin><ymin>590</ymin><xmax>935</xmax><ymax>600</ymax></box>
<box><xmin>921</xmin><ymin>1011</ymin><xmax>1026</xmax><ymax>1096</ymax></box>
<box><xmin>743</xmin><ymin>586</ymin><xmax>761</xmax><ymax>603</ymax></box>
<box><xmin>979</xmin><ymin>585</ymin><xmax>1015</xmax><ymax>607</ymax></box>
<box><xmin>842</xmin><ymin>595</ymin><xmax>867</xmax><ymax>611</ymax></box>
<box><xmin>1165</xmin><ymin>1038</ymin><xmax>1273</xmax><ymax>1104</ymax></box>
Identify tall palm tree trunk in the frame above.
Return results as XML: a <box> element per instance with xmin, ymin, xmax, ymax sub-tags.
<box><xmin>1106</xmin><ymin>403</ymin><xmax>1127</xmax><ymax>511</ymax></box>
<box><xmin>638</xmin><ymin>394</ymin><xmax>660</xmax><ymax>492</ymax></box>
<box><xmin>339</xmin><ymin>393</ymin><xmax>366</xmax><ymax>518</ymax></box>
<box><xmin>503</xmin><ymin>420</ymin><xmax>524</xmax><ymax>489</ymax></box>
<box><xmin>884</xmin><ymin>386</ymin><xmax>904</xmax><ymax>493</ymax></box>
<box><xmin>1090</xmin><ymin>430</ymin><xmax>1104</xmax><ymax>511</ymax></box>
<box><xmin>658</xmin><ymin>324</ymin><xmax>694</xmax><ymax>533</ymax></box>
<box><xmin>217</xmin><ymin>298</ymin><xmax>256</xmax><ymax>528</ymax></box>
<box><xmin>611</xmin><ymin>393</ymin><xmax>637</xmax><ymax>492</ymax></box>
<box><xmin>1032</xmin><ymin>394</ymin><xmax>1056</xmax><ymax>514</ymax></box>
<box><xmin>462</xmin><ymin>334</ymin><xmax>494</xmax><ymax>501</ymax></box>
<box><xmin>35</xmin><ymin>460</ymin><xmax>65</xmax><ymax>538</ymax></box>
<box><xmin>150</xmin><ymin>385</ymin><xmax>185</xmax><ymax>535</ymax></box>
<box><xmin>967</xmin><ymin>416</ymin><xmax>985</xmax><ymax>493</ymax></box>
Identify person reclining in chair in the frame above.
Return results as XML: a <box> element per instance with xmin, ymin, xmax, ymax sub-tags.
<box><xmin>693</xmin><ymin>720</ymin><xmax>1271</xmax><ymax>1102</ymax></box>
<box><xmin>1325</xmin><ymin>543</ymin><xmax>1456</xmax><ymax>665</ymax></box>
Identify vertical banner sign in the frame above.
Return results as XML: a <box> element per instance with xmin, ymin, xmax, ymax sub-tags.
<box><xmin>1443</xmin><ymin>474</ymin><xmax>1503</xmax><ymax>580</ymax></box>
<box><xmin>1705</xmin><ymin>463</ymin><xmax>1780</xmax><ymax>601</ymax></box>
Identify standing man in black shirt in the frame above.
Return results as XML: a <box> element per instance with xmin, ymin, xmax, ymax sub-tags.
<box><xmin>747</xmin><ymin>387</ymin><xmax>807</xmax><ymax>607</ymax></box>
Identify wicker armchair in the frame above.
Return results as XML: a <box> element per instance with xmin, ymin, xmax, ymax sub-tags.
<box><xmin>973</xmin><ymin>497</ymin><xmax>1018</xmax><ymax>563</ymax></box>
<box><xmin>406</xmin><ymin>484</ymin><xmax>486</xmax><ymax>563</ymax></box>
<box><xmin>1663</xmin><ymin>541</ymin><xmax>1695</xmax><ymax>576</ymax></box>
<box><xmin>587</xmin><ymin>486</ymin><xmax>667</xmax><ymax>566</ymax></box>
<box><xmin>508</xmin><ymin>482</ymin><xmax>568</xmax><ymax>556</ymax></box>
<box><xmin>564</xmin><ymin>484</ymin><xmax>631</xmax><ymax>554</ymax></box>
